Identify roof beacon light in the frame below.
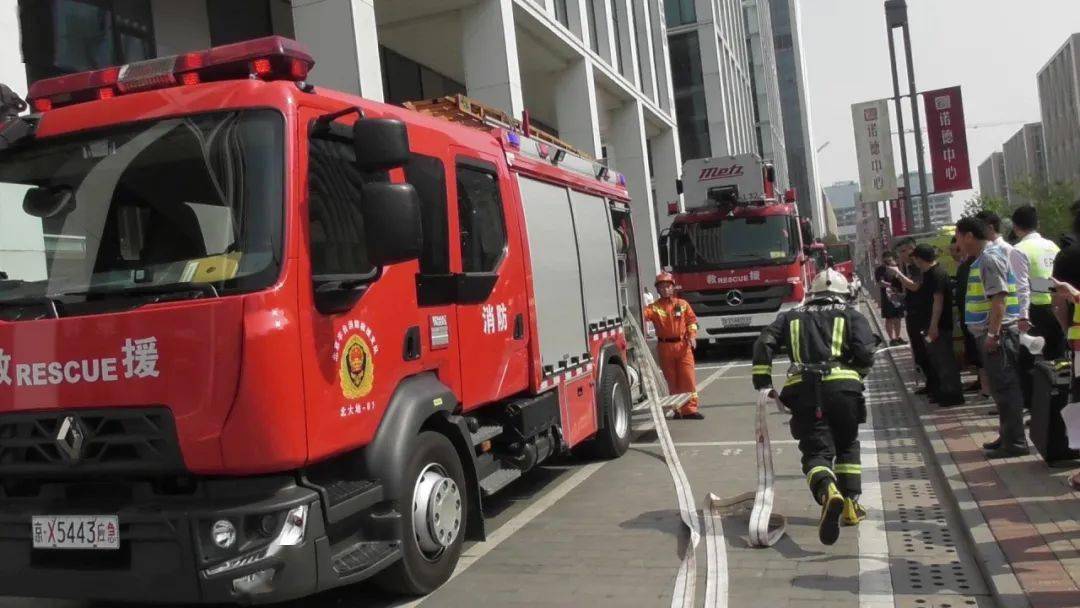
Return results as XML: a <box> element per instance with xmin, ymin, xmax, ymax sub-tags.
<box><xmin>28</xmin><ymin>36</ymin><xmax>315</xmax><ymax>112</ymax></box>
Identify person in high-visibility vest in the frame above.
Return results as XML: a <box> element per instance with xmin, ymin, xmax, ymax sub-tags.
<box><xmin>956</xmin><ymin>217</ymin><xmax>1029</xmax><ymax>458</ymax></box>
<box><xmin>1011</xmin><ymin>205</ymin><xmax>1065</xmax><ymax>411</ymax></box>
<box><xmin>752</xmin><ymin>268</ymin><xmax>876</xmax><ymax>545</ymax></box>
<box><xmin>644</xmin><ymin>272</ymin><xmax>704</xmax><ymax>420</ymax></box>
<box><xmin>1051</xmin><ymin>205</ymin><xmax>1080</xmax><ymax>492</ymax></box>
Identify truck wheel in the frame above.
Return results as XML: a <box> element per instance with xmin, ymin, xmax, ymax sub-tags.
<box><xmin>586</xmin><ymin>365</ymin><xmax>632</xmax><ymax>459</ymax></box>
<box><xmin>377</xmin><ymin>431</ymin><xmax>467</xmax><ymax>596</ymax></box>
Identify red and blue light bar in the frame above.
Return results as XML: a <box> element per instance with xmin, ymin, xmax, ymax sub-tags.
<box><xmin>28</xmin><ymin>36</ymin><xmax>315</xmax><ymax>112</ymax></box>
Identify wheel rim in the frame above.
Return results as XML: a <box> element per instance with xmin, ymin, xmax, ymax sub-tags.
<box><xmin>412</xmin><ymin>463</ymin><xmax>463</xmax><ymax>560</ymax></box>
<box><xmin>612</xmin><ymin>381</ymin><xmax>629</xmax><ymax>439</ymax></box>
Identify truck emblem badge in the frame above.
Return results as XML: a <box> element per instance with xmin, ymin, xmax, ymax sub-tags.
<box><xmin>726</xmin><ymin>290</ymin><xmax>744</xmax><ymax>307</ymax></box>
<box><xmin>339</xmin><ymin>334</ymin><xmax>375</xmax><ymax>399</ymax></box>
<box><xmin>55</xmin><ymin>416</ymin><xmax>86</xmax><ymax>463</ymax></box>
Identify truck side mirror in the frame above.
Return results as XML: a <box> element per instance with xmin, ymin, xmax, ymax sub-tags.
<box><xmin>658</xmin><ymin>232</ymin><xmax>670</xmax><ymax>268</ymax></box>
<box><xmin>23</xmin><ymin>186</ymin><xmax>73</xmax><ymax>218</ymax></box>
<box><xmin>353</xmin><ymin>118</ymin><xmax>411</xmax><ymax>172</ymax></box>
<box><xmin>675</xmin><ymin>178</ymin><xmax>683</xmax><ymax>195</ymax></box>
<box><xmin>362</xmin><ymin>183</ymin><xmax>422</xmax><ymax>266</ymax></box>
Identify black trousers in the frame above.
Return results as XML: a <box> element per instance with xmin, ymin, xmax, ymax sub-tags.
<box><xmin>781</xmin><ymin>380</ymin><xmax>864</xmax><ymax>502</ymax></box>
<box><xmin>1019</xmin><ymin>304</ymin><xmax>1068</xmax><ymax>410</ymax></box>
<box><xmin>925</xmin><ymin>332</ymin><xmax>965</xmax><ymax>403</ymax></box>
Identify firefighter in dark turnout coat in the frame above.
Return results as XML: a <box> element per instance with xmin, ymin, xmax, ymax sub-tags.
<box><xmin>752</xmin><ymin>268</ymin><xmax>877</xmax><ymax>545</ymax></box>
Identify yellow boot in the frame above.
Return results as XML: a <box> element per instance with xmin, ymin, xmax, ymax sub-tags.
<box><xmin>818</xmin><ymin>482</ymin><xmax>844</xmax><ymax>545</ymax></box>
<box><xmin>842</xmin><ymin>498</ymin><xmax>867</xmax><ymax>526</ymax></box>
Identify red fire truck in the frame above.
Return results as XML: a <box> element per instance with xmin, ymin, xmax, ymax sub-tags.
<box><xmin>0</xmin><ymin>37</ymin><xmax>646</xmax><ymax>603</ymax></box>
<box><xmin>660</xmin><ymin>154</ymin><xmax>815</xmax><ymax>345</ymax></box>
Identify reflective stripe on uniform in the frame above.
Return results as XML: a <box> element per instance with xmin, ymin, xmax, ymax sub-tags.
<box><xmin>806</xmin><ymin>465</ymin><xmax>835</xmax><ymax>487</ymax></box>
<box><xmin>830</xmin><ymin>317</ymin><xmax>845</xmax><ymax>359</ymax></box>
<box><xmin>752</xmin><ymin>365</ymin><xmax>772</xmax><ymax>375</ymax></box>
<box><xmin>790</xmin><ymin>319</ymin><xmax>802</xmax><ymax>364</ymax></box>
<box><xmin>784</xmin><ymin>367</ymin><xmax>863</xmax><ymax>387</ymax></box>
<box><xmin>834</xmin><ymin>463</ymin><xmax>861</xmax><ymax>475</ymax></box>
<box><xmin>1070</xmin><ymin>305</ymin><xmax>1080</xmax><ymax>344</ymax></box>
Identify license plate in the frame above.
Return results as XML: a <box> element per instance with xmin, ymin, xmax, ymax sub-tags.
<box><xmin>721</xmin><ymin>316</ymin><xmax>752</xmax><ymax>328</ymax></box>
<box><xmin>32</xmin><ymin>515</ymin><xmax>119</xmax><ymax>550</ymax></box>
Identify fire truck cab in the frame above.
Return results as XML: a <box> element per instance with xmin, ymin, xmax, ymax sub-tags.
<box><xmin>660</xmin><ymin>154</ymin><xmax>814</xmax><ymax>344</ymax></box>
<box><xmin>0</xmin><ymin>37</ymin><xmax>645</xmax><ymax>604</ymax></box>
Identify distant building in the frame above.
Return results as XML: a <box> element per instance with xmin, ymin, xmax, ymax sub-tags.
<box><xmin>902</xmin><ymin>172</ymin><xmax>954</xmax><ymax>233</ymax></box>
<box><xmin>822</xmin><ymin>180</ymin><xmax>860</xmax><ymax>241</ymax></box>
<box><xmin>1001</xmin><ymin>123</ymin><xmax>1046</xmax><ymax>205</ymax></box>
<box><xmin>977</xmin><ymin>151</ymin><xmax>1008</xmax><ymax>201</ymax></box>
<box><xmin>768</xmin><ymin>0</ymin><xmax>824</xmax><ymax>238</ymax></box>
<box><xmin>1037</xmin><ymin>33</ymin><xmax>1080</xmax><ymax>187</ymax></box>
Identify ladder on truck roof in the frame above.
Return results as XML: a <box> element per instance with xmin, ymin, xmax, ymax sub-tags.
<box><xmin>404</xmin><ymin>94</ymin><xmax>593</xmax><ymax>161</ymax></box>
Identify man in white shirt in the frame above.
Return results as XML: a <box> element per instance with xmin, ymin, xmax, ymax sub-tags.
<box><xmin>976</xmin><ymin>211</ymin><xmax>1030</xmax><ymax>331</ymax></box>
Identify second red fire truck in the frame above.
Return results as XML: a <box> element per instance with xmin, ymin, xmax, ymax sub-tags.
<box><xmin>0</xmin><ymin>37</ymin><xmax>646</xmax><ymax>603</ymax></box>
<box><xmin>660</xmin><ymin>154</ymin><xmax>816</xmax><ymax>345</ymax></box>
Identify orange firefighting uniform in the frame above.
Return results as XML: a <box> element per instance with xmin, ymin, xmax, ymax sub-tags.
<box><xmin>644</xmin><ymin>297</ymin><xmax>700</xmax><ymax>415</ymax></box>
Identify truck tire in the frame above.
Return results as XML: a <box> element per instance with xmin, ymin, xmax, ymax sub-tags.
<box><xmin>377</xmin><ymin>431</ymin><xmax>467</xmax><ymax>595</ymax></box>
<box><xmin>585</xmin><ymin>365</ymin><xmax>632</xmax><ymax>459</ymax></box>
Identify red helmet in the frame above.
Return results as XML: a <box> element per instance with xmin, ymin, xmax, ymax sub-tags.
<box><xmin>655</xmin><ymin>272</ymin><xmax>675</xmax><ymax>287</ymax></box>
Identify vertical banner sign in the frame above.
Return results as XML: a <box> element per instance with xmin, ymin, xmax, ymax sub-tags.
<box><xmin>923</xmin><ymin>86</ymin><xmax>972</xmax><ymax>192</ymax></box>
<box><xmin>889</xmin><ymin>187</ymin><xmax>910</xmax><ymax>236</ymax></box>
<box><xmin>851</xmin><ymin>100</ymin><xmax>899</xmax><ymax>202</ymax></box>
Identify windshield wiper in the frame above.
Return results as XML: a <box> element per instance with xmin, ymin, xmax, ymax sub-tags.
<box><xmin>64</xmin><ymin>281</ymin><xmax>221</xmax><ymax>301</ymax></box>
<box><xmin>0</xmin><ymin>296</ymin><xmax>61</xmax><ymax>319</ymax></box>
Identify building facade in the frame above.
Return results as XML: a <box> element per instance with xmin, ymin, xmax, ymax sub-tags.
<box><xmin>742</xmin><ymin>0</ymin><xmax>787</xmax><ymax>191</ymax></box>
<box><xmin>768</xmin><ymin>0</ymin><xmax>823</xmax><ymax>237</ymax></box>
<box><xmin>977</xmin><ymin>151</ymin><xmax>1008</xmax><ymax>201</ymax></box>
<box><xmin>823</xmin><ymin>180</ymin><xmax>860</xmax><ymax>241</ymax></box>
<box><xmin>1</xmin><ymin>0</ymin><xmax>684</xmax><ymax>285</ymax></box>
<box><xmin>665</xmin><ymin>0</ymin><xmax>758</xmax><ymax>171</ymax></box>
<box><xmin>1001</xmin><ymin>122</ymin><xmax>1046</xmax><ymax>206</ymax></box>
<box><xmin>1038</xmin><ymin>33</ymin><xmax>1080</xmax><ymax>188</ymax></box>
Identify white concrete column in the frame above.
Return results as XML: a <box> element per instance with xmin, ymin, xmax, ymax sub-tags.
<box><xmin>555</xmin><ymin>58</ymin><xmax>603</xmax><ymax>158</ymax></box>
<box><xmin>610</xmin><ymin>100</ymin><xmax>660</xmax><ymax>282</ymax></box>
<box><xmin>0</xmin><ymin>0</ymin><xmax>26</xmax><ymax>100</ymax></box>
<box><xmin>648</xmin><ymin>0</ymin><xmax>675</xmax><ymax>115</ymax></box>
<box><xmin>651</xmin><ymin>125</ymin><xmax>683</xmax><ymax>235</ymax></box>
<box><xmin>463</xmin><ymin>0</ymin><xmax>524</xmax><ymax>117</ymax></box>
<box><xmin>292</xmin><ymin>0</ymin><xmax>383</xmax><ymax>101</ymax></box>
<box><xmin>150</xmin><ymin>0</ymin><xmax>210</xmax><ymax>55</ymax></box>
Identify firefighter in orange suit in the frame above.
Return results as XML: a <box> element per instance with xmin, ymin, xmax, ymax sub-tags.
<box><xmin>644</xmin><ymin>272</ymin><xmax>704</xmax><ymax>420</ymax></box>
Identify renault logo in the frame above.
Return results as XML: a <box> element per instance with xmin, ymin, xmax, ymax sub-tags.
<box><xmin>55</xmin><ymin>416</ymin><xmax>86</xmax><ymax>463</ymax></box>
<box><xmin>726</xmin><ymin>290</ymin><xmax>744</xmax><ymax>307</ymax></box>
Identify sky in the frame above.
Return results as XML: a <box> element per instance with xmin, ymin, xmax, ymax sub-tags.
<box><xmin>799</xmin><ymin>0</ymin><xmax>1080</xmax><ymax>218</ymax></box>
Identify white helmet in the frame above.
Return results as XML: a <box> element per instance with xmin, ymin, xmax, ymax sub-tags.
<box><xmin>810</xmin><ymin>268</ymin><xmax>850</xmax><ymax>297</ymax></box>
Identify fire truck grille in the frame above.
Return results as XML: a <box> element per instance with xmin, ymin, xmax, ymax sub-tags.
<box><xmin>682</xmin><ymin>285</ymin><xmax>793</xmax><ymax>316</ymax></box>
<box><xmin>0</xmin><ymin>407</ymin><xmax>184</xmax><ymax>476</ymax></box>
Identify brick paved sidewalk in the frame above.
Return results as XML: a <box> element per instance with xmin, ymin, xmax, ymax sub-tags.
<box><xmin>887</xmin><ymin>345</ymin><xmax>1080</xmax><ymax>608</ymax></box>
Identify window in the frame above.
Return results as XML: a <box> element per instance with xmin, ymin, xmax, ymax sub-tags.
<box><xmin>610</xmin><ymin>0</ymin><xmax>623</xmax><ymax>74</ymax></box>
<box><xmin>405</xmin><ymin>154</ymin><xmax>450</xmax><ymax>275</ymax></box>
<box><xmin>20</xmin><ymin>0</ymin><xmax>155</xmax><ymax>84</ymax></box>
<box><xmin>456</xmin><ymin>163</ymin><xmax>506</xmax><ymax>273</ymax></box>
<box><xmin>206</xmin><ymin>0</ymin><xmax>273</xmax><ymax>46</ymax></box>
<box><xmin>555</xmin><ymin>0</ymin><xmax>569</xmax><ymax>27</ymax></box>
<box><xmin>586</xmin><ymin>0</ymin><xmax>600</xmax><ymax>53</ymax></box>
<box><xmin>670</xmin><ymin>32</ymin><xmax>712</xmax><ymax>159</ymax></box>
<box><xmin>664</xmin><ymin>0</ymin><xmax>696</xmax><ymax>27</ymax></box>
<box><xmin>307</xmin><ymin>136</ymin><xmax>376</xmax><ymax>279</ymax></box>
<box><xmin>380</xmin><ymin>46</ymin><xmax>466</xmax><ymax>105</ymax></box>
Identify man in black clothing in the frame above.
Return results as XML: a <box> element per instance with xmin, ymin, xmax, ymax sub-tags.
<box><xmin>910</xmin><ymin>244</ymin><xmax>965</xmax><ymax>405</ymax></box>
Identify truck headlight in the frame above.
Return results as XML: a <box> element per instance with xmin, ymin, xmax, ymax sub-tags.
<box><xmin>204</xmin><ymin>504</ymin><xmax>308</xmax><ymax>577</ymax></box>
<box><xmin>211</xmin><ymin>520</ymin><xmax>237</xmax><ymax>549</ymax></box>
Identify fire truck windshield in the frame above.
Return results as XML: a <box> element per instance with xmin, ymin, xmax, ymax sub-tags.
<box><xmin>0</xmin><ymin>110</ymin><xmax>283</xmax><ymax>310</ymax></box>
<box><xmin>668</xmin><ymin>214</ymin><xmax>799</xmax><ymax>271</ymax></box>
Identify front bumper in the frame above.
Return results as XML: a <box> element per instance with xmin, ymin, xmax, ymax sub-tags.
<box><xmin>696</xmin><ymin>302</ymin><xmax>800</xmax><ymax>341</ymax></box>
<box><xmin>0</xmin><ymin>476</ymin><xmax>346</xmax><ymax>604</ymax></box>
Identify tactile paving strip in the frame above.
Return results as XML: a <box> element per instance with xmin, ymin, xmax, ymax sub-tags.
<box><xmin>863</xmin><ymin>359</ymin><xmax>992</xmax><ymax>602</ymax></box>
